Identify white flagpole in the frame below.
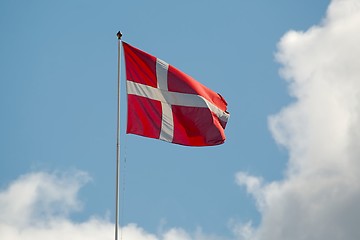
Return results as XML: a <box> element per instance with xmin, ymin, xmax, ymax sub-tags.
<box><xmin>115</xmin><ymin>31</ymin><xmax>122</xmax><ymax>240</ymax></box>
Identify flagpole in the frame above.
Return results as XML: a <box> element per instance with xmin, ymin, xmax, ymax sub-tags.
<box><xmin>115</xmin><ymin>31</ymin><xmax>122</xmax><ymax>240</ymax></box>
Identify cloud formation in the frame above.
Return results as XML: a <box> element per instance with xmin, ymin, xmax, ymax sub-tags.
<box><xmin>236</xmin><ymin>0</ymin><xmax>360</xmax><ymax>239</ymax></box>
<box><xmin>0</xmin><ymin>171</ymin><xmax>224</xmax><ymax>240</ymax></box>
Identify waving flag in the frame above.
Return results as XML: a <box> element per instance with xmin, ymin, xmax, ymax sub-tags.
<box><xmin>123</xmin><ymin>42</ymin><xmax>229</xmax><ymax>146</ymax></box>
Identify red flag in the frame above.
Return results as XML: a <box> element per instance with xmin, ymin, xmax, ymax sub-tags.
<box><xmin>123</xmin><ymin>42</ymin><xmax>230</xmax><ymax>146</ymax></box>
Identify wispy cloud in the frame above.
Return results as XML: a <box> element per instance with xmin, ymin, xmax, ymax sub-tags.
<box><xmin>0</xmin><ymin>171</ymin><xmax>226</xmax><ymax>240</ymax></box>
<box><xmin>235</xmin><ymin>0</ymin><xmax>360</xmax><ymax>239</ymax></box>
<box><xmin>0</xmin><ymin>171</ymin><xmax>90</xmax><ymax>228</ymax></box>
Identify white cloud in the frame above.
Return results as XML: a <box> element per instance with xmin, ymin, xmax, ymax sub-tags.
<box><xmin>0</xmin><ymin>171</ymin><xmax>90</xmax><ymax>228</ymax></box>
<box><xmin>229</xmin><ymin>219</ymin><xmax>254</xmax><ymax>240</ymax></box>
<box><xmin>235</xmin><ymin>0</ymin><xmax>360</xmax><ymax>239</ymax></box>
<box><xmin>162</xmin><ymin>228</ymin><xmax>191</xmax><ymax>240</ymax></box>
<box><xmin>0</xmin><ymin>171</ymin><xmax>225</xmax><ymax>240</ymax></box>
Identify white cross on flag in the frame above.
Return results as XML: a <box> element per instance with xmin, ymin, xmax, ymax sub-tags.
<box><xmin>123</xmin><ymin>42</ymin><xmax>230</xmax><ymax>146</ymax></box>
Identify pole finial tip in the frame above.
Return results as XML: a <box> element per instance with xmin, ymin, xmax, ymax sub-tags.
<box><xmin>117</xmin><ymin>31</ymin><xmax>123</xmax><ymax>40</ymax></box>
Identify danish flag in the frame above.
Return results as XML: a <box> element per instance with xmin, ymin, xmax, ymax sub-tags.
<box><xmin>123</xmin><ymin>42</ymin><xmax>230</xmax><ymax>146</ymax></box>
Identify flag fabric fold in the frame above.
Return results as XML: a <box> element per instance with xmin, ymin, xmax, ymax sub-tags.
<box><xmin>123</xmin><ymin>42</ymin><xmax>229</xmax><ymax>146</ymax></box>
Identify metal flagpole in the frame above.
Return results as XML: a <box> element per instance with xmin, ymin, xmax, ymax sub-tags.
<box><xmin>115</xmin><ymin>31</ymin><xmax>122</xmax><ymax>240</ymax></box>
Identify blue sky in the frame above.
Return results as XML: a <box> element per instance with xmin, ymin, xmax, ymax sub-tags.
<box><xmin>4</xmin><ymin>1</ymin><xmax>360</xmax><ymax>239</ymax></box>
